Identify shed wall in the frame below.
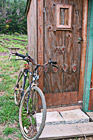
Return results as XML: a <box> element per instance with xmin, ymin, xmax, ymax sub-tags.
<box><xmin>27</xmin><ymin>0</ymin><xmax>37</xmax><ymax>63</ymax></box>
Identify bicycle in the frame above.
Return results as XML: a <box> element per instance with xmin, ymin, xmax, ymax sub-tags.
<box><xmin>13</xmin><ymin>52</ymin><xmax>58</xmax><ymax>140</ymax></box>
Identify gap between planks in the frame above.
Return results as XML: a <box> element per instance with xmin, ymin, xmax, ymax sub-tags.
<box><xmin>41</xmin><ymin>105</ymin><xmax>82</xmax><ymax>113</ymax></box>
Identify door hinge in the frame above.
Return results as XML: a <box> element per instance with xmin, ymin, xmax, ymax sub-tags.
<box><xmin>43</xmin><ymin>8</ymin><xmax>46</xmax><ymax>13</ymax></box>
<box><xmin>90</xmin><ymin>88</ymin><xmax>93</xmax><ymax>90</ymax></box>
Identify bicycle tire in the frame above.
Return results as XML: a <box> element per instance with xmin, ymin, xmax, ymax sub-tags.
<box><xmin>19</xmin><ymin>86</ymin><xmax>46</xmax><ymax>140</ymax></box>
<box><xmin>14</xmin><ymin>70</ymin><xmax>29</xmax><ymax>105</ymax></box>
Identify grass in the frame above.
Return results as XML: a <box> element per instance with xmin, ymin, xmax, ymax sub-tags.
<box><xmin>0</xmin><ymin>59</ymin><xmax>22</xmax><ymax>94</ymax></box>
<box><xmin>0</xmin><ymin>96</ymin><xmax>19</xmax><ymax>123</ymax></box>
<box><xmin>3</xmin><ymin>127</ymin><xmax>18</xmax><ymax>136</ymax></box>
<box><xmin>0</xmin><ymin>34</ymin><xmax>28</xmax><ymax>53</ymax></box>
<box><xmin>0</xmin><ymin>34</ymin><xmax>27</xmax><ymax>140</ymax></box>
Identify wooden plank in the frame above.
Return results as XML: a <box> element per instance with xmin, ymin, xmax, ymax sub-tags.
<box><xmin>83</xmin><ymin>0</ymin><xmax>93</xmax><ymax>112</ymax></box>
<box><xmin>38</xmin><ymin>0</ymin><xmax>44</xmax><ymax>91</ymax></box>
<box><xmin>39</xmin><ymin>122</ymin><xmax>93</xmax><ymax>140</ymax></box>
<box><xmin>78</xmin><ymin>0</ymin><xmax>88</xmax><ymax>101</ymax></box>
<box><xmin>39</xmin><ymin>91</ymin><xmax>78</xmax><ymax>108</ymax></box>
<box><xmin>42</xmin><ymin>105</ymin><xmax>82</xmax><ymax>113</ymax></box>
<box><xmin>27</xmin><ymin>0</ymin><xmax>37</xmax><ymax>63</ymax></box>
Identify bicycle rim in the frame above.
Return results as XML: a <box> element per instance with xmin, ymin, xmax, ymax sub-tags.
<box><xmin>19</xmin><ymin>86</ymin><xmax>46</xmax><ymax>140</ymax></box>
<box><xmin>14</xmin><ymin>70</ymin><xmax>29</xmax><ymax>105</ymax></box>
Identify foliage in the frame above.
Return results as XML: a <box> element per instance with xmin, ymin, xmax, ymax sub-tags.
<box><xmin>0</xmin><ymin>0</ymin><xmax>27</xmax><ymax>34</ymax></box>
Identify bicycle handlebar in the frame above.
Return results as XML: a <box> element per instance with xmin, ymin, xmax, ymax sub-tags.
<box><xmin>14</xmin><ymin>53</ymin><xmax>26</xmax><ymax>59</ymax></box>
<box><xmin>12</xmin><ymin>53</ymin><xmax>35</xmax><ymax>64</ymax></box>
<box><xmin>48</xmin><ymin>58</ymin><xmax>57</xmax><ymax>65</ymax></box>
<box><xmin>12</xmin><ymin>53</ymin><xmax>58</xmax><ymax>69</ymax></box>
<box><xmin>26</xmin><ymin>53</ymin><xmax>36</xmax><ymax>65</ymax></box>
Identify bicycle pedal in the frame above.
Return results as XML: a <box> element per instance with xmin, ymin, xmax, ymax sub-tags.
<box><xmin>14</xmin><ymin>87</ymin><xmax>19</xmax><ymax>91</ymax></box>
<box><xmin>24</xmin><ymin>127</ymin><xmax>28</xmax><ymax>134</ymax></box>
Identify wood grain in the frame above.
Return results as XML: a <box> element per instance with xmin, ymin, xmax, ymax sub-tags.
<box><xmin>78</xmin><ymin>0</ymin><xmax>88</xmax><ymax>101</ymax></box>
<box><xmin>39</xmin><ymin>122</ymin><xmax>93</xmax><ymax>139</ymax></box>
<box><xmin>38</xmin><ymin>0</ymin><xmax>44</xmax><ymax>91</ymax></box>
<box><xmin>27</xmin><ymin>0</ymin><xmax>37</xmax><ymax>63</ymax></box>
<box><xmin>38</xmin><ymin>91</ymin><xmax>78</xmax><ymax>108</ymax></box>
<box><xmin>44</xmin><ymin>0</ymin><xmax>83</xmax><ymax>99</ymax></box>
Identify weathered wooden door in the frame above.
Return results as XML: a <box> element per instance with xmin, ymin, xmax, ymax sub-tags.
<box><xmin>43</xmin><ymin>0</ymin><xmax>83</xmax><ymax>107</ymax></box>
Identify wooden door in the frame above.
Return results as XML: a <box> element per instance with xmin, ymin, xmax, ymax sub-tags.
<box><xmin>43</xmin><ymin>0</ymin><xmax>83</xmax><ymax>107</ymax></box>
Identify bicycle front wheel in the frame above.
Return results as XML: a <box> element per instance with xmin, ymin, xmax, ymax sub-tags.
<box><xmin>19</xmin><ymin>86</ymin><xmax>46</xmax><ymax>140</ymax></box>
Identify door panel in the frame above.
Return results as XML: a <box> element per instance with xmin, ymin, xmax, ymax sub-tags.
<box><xmin>43</xmin><ymin>0</ymin><xmax>83</xmax><ymax>106</ymax></box>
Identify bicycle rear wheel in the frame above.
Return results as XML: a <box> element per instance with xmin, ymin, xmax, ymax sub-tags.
<box><xmin>19</xmin><ymin>86</ymin><xmax>46</xmax><ymax>140</ymax></box>
<box><xmin>14</xmin><ymin>70</ymin><xmax>29</xmax><ymax>105</ymax></box>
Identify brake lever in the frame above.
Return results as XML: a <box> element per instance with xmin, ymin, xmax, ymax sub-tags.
<box><xmin>52</xmin><ymin>64</ymin><xmax>58</xmax><ymax>69</ymax></box>
<box><xmin>48</xmin><ymin>58</ymin><xmax>52</xmax><ymax>64</ymax></box>
<box><xmin>48</xmin><ymin>58</ymin><xmax>57</xmax><ymax>65</ymax></box>
<box><xmin>12</xmin><ymin>53</ymin><xmax>16</xmax><ymax>56</ymax></box>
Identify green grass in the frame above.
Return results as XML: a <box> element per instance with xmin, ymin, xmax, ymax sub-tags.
<box><xmin>0</xmin><ymin>34</ymin><xmax>27</xmax><ymax>139</ymax></box>
<box><xmin>0</xmin><ymin>96</ymin><xmax>19</xmax><ymax>123</ymax></box>
<box><xmin>3</xmin><ymin>127</ymin><xmax>18</xmax><ymax>136</ymax></box>
<box><xmin>0</xmin><ymin>58</ymin><xmax>22</xmax><ymax>94</ymax></box>
<box><xmin>0</xmin><ymin>34</ymin><xmax>28</xmax><ymax>53</ymax></box>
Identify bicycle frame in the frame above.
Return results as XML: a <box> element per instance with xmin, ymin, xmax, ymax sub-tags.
<box><xmin>14</xmin><ymin>53</ymin><xmax>58</xmax><ymax>110</ymax></box>
<box><xmin>19</xmin><ymin>64</ymin><xmax>40</xmax><ymax>112</ymax></box>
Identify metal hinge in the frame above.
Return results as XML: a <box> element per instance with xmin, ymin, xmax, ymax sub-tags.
<box><xmin>43</xmin><ymin>8</ymin><xmax>46</xmax><ymax>13</ymax></box>
<box><xmin>90</xmin><ymin>88</ymin><xmax>93</xmax><ymax>90</ymax></box>
<box><xmin>78</xmin><ymin>100</ymin><xmax>83</xmax><ymax>104</ymax></box>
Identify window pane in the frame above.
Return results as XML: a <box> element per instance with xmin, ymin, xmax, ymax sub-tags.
<box><xmin>60</xmin><ymin>8</ymin><xmax>69</xmax><ymax>25</ymax></box>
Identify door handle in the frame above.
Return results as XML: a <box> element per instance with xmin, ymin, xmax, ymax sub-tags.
<box><xmin>78</xmin><ymin>37</ymin><xmax>83</xmax><ymax>43</ymax></box>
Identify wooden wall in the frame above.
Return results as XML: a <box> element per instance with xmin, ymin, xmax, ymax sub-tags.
<box><xmin>27</xmin><ymin>0</ymin><xmax>37</xmax><ymax>63</ymax></box>
<box><xmin>26</xmin><ymin>0</ymin><xmax>91</xmax><ymax>108</ymax></box>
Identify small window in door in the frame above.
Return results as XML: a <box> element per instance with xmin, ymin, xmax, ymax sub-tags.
<box><xmin>56</xmin><ymin>4</ymin><xmax>72</xmax><ymax>30</ymax></box>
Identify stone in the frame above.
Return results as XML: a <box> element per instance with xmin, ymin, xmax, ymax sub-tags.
<box><xmin>36</xmin><ymin>111</ymin><xmax>65</xmax><ymax>127</ymax></box>
<box><xmin>60</xmin><ymin>109</ymin><xmax>89</xmax><ymax>124</ymax></box>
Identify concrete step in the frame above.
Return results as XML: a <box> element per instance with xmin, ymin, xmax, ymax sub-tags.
<box><xmin>36</xmin><ymin>109</ymin><xmax>90</xmax><ymax>139</ymax></box>
<box><xmin>36</xmin><ymin>109</ymin><xmax>89</xmax><ymax>127</ymax></box>
<box><xmin>36</xmin><ymin>111</ymin><xmax>65</xmax><ymax>126</ymax></box>
<box><xmin>60</xmin><ymin>109</ymin><xmax>89</xmax><ymax>124</ymax></box>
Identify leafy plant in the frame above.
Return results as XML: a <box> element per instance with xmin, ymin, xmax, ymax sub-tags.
<box><xmin>0</xmin><ymin>0</ymin><xmax>27</xmax><ymax>34</ymax></box>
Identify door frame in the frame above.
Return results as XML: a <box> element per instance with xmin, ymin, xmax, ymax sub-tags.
<box><xmin>37</xmin><ymin>0</ymin><xmax>88</xmax><ymax>107</ymax></box>
<box><xmin>83</xmin><ymin>0</ymin><xmax>93</xmax><ymax>112</ymax></box>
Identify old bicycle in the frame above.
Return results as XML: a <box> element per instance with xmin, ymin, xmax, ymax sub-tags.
<box><xmin>13</xmin><ymin>53</ymin><xmax>58</xmax><ymax>140</ymax></box>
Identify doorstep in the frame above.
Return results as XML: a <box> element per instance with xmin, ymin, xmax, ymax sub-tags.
<box><xmin>39</xmin><ymin>122</ymin><xmax>93</xmax><ymax>140</ymax></box>
<box><xmin>35</xmin><ymin>109</ymin><xmax>93</xmax><ymax>140</ymax></box>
